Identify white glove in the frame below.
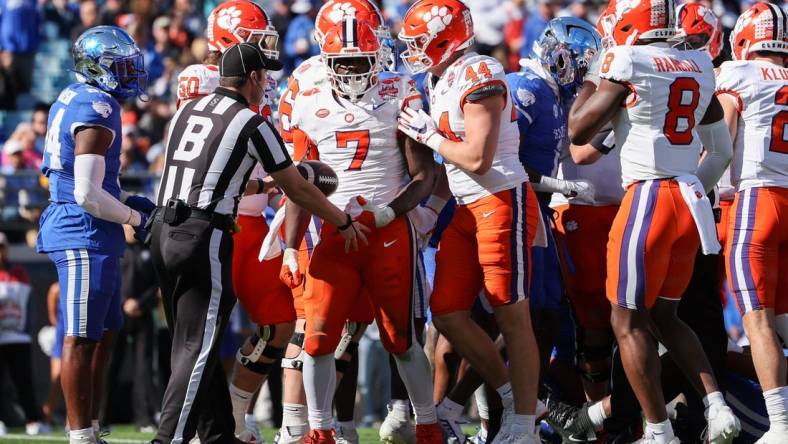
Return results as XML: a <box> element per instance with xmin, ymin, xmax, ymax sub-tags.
<box><xmin>279</xmin><ymin>247</ymin><xmax>302</xmax><ymax>289</ymax></box>
<box><xmin>566</xmin><ymin>180</ymin><xmax>596</xmax><ymax>203</ymax></box>
<box><xmin>362</xmin><ymin>200</ymin><xmax>396</xmax><ymax>228</ymax></box>
<box><xmin>397</xmin><ymin>108</ymin><xmax>445</xmax><ymax>152</ymax></box>
<box><xmin>584</xmin><ymin>50</ymin><xmax>604</xmax><ymax>87</ymax></box>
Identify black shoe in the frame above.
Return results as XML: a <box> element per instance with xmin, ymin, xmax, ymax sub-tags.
<box><xmin>545</xmin><ymin>398</ymin><xmax>596</xmax><ymax>443</ymax></box>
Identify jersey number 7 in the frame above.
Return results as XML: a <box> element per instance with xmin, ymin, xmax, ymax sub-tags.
<box><xmin>336</xmin><ymin>130</ymin><xmax>370</xmax><ymax>170</ymax></box>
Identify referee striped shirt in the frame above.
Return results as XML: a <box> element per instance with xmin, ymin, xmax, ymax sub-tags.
<box><xmin>157</xmin><ymin>87</ymin><xmax>292</xmax><ymax>216</ymax></box>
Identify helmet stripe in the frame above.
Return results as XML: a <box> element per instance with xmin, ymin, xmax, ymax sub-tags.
<box><xmin>767</xmin><ymin>2</ymin><xmax>784</xmax><ymax>41</ymax></box>
<box><xmin>343</xmin><ymin>17</ymin><xmax>358</xmax><ymax>48</ymax></box>
<box><xmin>666</xmin><ymin>0</ymin><xmax>675</xmax><ymax>28</ymax></box>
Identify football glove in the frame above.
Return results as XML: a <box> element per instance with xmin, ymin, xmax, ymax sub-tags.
<box><xmin>125</xmin><ymin>195</ymin><xmax>156</xmax><ymax>214</ymax></box>
<box><xmin>279</xmin><ymin>248</ymin><xmax>302</xmax><ymax>289</ymax></box>
<box><xmin>397</xmin><ymin>108</ymin><xmax>445</xmax><ymax>152</ymax></box>
<box><xmin>361</xmin><ymin>199</ymin><xmax>396</xmax><ymax>228</ymax></box>
<box><xmin>584</xmin><ymin>50</ymin><xmax>604</xmax><ymax>87</ymax></box>
<box><xmin>565</xmin><ymin>180</ymin><xmax>596</xmax><ymax>204</ymax></box>
<box><xmin>133</xmin><ymin>211</ymin><xmax>149</xmax><ymax>243</ymax></box>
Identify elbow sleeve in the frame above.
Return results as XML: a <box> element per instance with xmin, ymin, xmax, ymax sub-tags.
<box><xmin>696</xmin><ymin>119</ymin><xmax>733</xmax><ymax>193</ymax></box>
<box><xmin>73</xmin><ymin>154</ymin><xmax>138</xmax><ymax>225</ymax></box>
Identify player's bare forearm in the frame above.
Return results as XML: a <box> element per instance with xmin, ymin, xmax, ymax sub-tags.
<box><xmin>717</xmin><ymin>94</ymin><xmax>740</xmax><ymax>142</ymax></box>
<box><xmin>569</xmin><ymin>143</ymin><xmax>604</xmax><ymax>164</ymax></box>
<box><xmin>569</xmin><ymin>80</ymin><xmax>627</xmax><ymax>145</ymax></box>
<box><xmin>389</xmin><ymin>136</ymin><xmax>437</xmax><ymax>216</ymax></box>
<box><xmin>284</xmin><ymin>199</ymin><xmax>311</xmax><ymax>249</ymax></box>
<box><xmin>439</xmin><ymin>95</ymin><xmax>503</xmax><ymax>175</ymax></box>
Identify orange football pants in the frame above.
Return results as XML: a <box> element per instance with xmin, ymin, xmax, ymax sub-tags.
<box><xmin>303</xmin><ymin>214</ymin><xmax>416</xmax><ymax>356</ymax></box>
<box><xmin>554</xmin><ymin>204</ymin><xmax>619</xmax><ymax>330</ymax></box>
<box><xmin>233</xmin><ymin>215</ymin><xmax>296</xmax><ymax>325</ymax></box>
<box><xmin>606</xmin><ymin>179</ymin><xmax>700</xmax><ymax>310</ymax></box>
<box><xmin>431</xmin><ymin>183</ymin><xmax>538</xmax><ymax>315</ymax></box>
<box><xmin>725</xmin><ymin>187</ymin><xmax>788</xmax><ymax>315</ymax></box>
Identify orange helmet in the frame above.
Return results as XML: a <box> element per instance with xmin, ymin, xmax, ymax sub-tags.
<box><xmin>597</xmin><ymin>0</ymin><xmax>676</xmax><ymax>47</ymax></box>
<box><xmin>675</xmin><ymin>2</ymin><xmax>723</xmax><ymax>59</ymax></box>
<box><xmin>730</xmin><ymin>2</ymin><xmax>788</xmax><ymax>61</ymax></box>
<box><xmin>398</xmin><ymin>0</ymin><xmax>474</xmax><ymax>73</ymax></box>
<box><xmin>206</xmin><ymin>0</ymin><xmax>279</xmax><ymax>59</ymax></box>
<box><xmin>321</xmin><ymin>17</ymin><xmax>382</xmax><ymax>99</ymax></box>
<box><xmin>315</xmin><ymin>0</ymin><xmax>389</xmax><ymax>46</ymax></box>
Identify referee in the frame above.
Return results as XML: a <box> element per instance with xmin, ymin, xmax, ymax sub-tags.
<box><xmin>150</xmin><ymin>43</ymin><xmax>367</xmax><ymax>444</ymax></box>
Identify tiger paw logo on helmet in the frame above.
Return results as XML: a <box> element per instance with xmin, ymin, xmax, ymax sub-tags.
<box><xmin>423</xmin><ymin>6</ymin><xmax>453</xmax><ymax>35</ymax></box>
<box><xmin>217</xmin><ymin>6</ymin><xmax>242</xmax><ymax>31</ymax></box>
<box><xmin>328</xmin><ymin>3</ymin><xmax>357</xmax><ymax>24</ymax></box>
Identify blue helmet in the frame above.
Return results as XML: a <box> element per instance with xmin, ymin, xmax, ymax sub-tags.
<box><xmin>531</xmin><ymin>17</ymin><xmax>602</xmax><ymax>94</ymax></box>
<box><xmin>73</xmin><ymin>26</ymin><xmax>147</xmax><ymax>99</ymax></box>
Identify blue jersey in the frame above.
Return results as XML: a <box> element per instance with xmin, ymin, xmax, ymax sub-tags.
<box><xmin>37</xmin><ymin>83</ymin><xmax>125</xmax><ymax>257</ymax></box>
<box><xmin>507</xmin><ymin>69</ymin><xmax>568</xmax><ymax>179</ymax></box>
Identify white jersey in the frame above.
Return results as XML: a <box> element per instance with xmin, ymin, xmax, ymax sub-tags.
<box><xmin>426</xmin><ymin>52</ymin><xmax>526</xmax><ymax>204</ymax></box>
<box><xmin>599</xmin><ymin>45</ymin><xmax>715</xmax><ymax>186</ymax></box>
<box><xmin>279</xmin><ymin>55</ymin><xmax>328</xmax><ymax>157</ymax></box>
<box><xmin>177</xmin><ymin>63</ymin><xmax>274</xmax><ymax>214</ymax></box>
<box><xmin>716</xmin><ymin>60</ymin><xmax>788</xmax><ymax>190</ymax></box>
<box><xmin>289</xmin><ymin>74</ymin><xmax>422</xmax><ymax>208</ymax></box>
<box><xmin>553</xmin><ymin>130</ymin><xmax>624</xmax><ymax>207</ymax></box>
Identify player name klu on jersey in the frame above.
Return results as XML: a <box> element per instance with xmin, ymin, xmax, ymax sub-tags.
<box><xmin>653</xmin><ymin>57</ymin><xmax>702</xmax><ymax>73</ymax></box>
<box><xmin>759</xmin><ymin>66</ymin><xmax>788</xmax><ymax>81</ymax></box>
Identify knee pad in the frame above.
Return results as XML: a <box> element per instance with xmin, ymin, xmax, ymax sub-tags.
<box><xmin>334</xmin><ymin>341</ymin><xmax>358</xmax><ymax>374</ymax></box>
<box><xmin>334</xmin><ymin>321</ymin><xmax>361</xmax><ymax>360</ymax></box>
<box><xmin>237</xmin><ymin>325</ymin><xmax>285</xmax><ymax>375</ymax></box>
<box><xmin>282</xmin><ymin>332</ymin><xmax>305</xmax><ymax>371</ymax></box>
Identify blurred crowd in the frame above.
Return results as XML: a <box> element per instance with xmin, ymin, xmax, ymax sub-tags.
<box><xmin>0</xmin><ymin>0</ymin><xmax>779</xmax><ymax>436</ymax></box>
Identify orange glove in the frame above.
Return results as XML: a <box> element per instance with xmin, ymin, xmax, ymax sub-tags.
<box><xmin>279</xmin><ymin>248</ymin><xmax>303</xmax><ymax>289</ymax></box>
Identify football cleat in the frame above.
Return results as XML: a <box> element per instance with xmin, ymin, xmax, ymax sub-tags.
<box><xmin>379</xmin><ymin>404</ymin><xmax>416</xmax><ymax>444</ymax></box>
<box><xmin>490</xmin><ymin>431</ymin><xmax>539</xmax><ymax>444</ymax></box>
<box><xmin>544</xmin><ymin>399</ymin><xmax>596</xmax><ymax>442</ymax></box>
<box><xmin>705</xmin><ymin>404</ymin><xmax>740</xmax><ymax>444</ymax></box>
<box><xmin>633</xmin><ymin>435</ymin><xmax>680</xmax><ymax>444</ymax></box>
<box><xmin>469</xmin><ymin>426</ymin><xmax>487</xmax><ymax>444</ymax></box>
<box><xmin>755</xmin><ymin>428</ymin><xmax>788</xmax><ymax>444</ymax></box>
<box><xmin>304</xmin><ymin>429</ymin><xmax>336</xmax><ymax>444</ymax></box>
<box><xmin>334</xmin><ymin>423</ymin><xmax>359</xmax><ymax>444</ymax></box>
<box><xmin>437</xmin><ymin>406</ymin><xmax>467</xmax><ymax>443</ymax></box>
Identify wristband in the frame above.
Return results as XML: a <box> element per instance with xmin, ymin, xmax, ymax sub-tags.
<box><xmin>425</xmin><ymin>132</ymin><xmax>446</xmax><ymax>152</ymax></box>
<box><xmin>337</xmin><ymin>213</ymin><xmax>353</xmax><ymax>231</ymax></box>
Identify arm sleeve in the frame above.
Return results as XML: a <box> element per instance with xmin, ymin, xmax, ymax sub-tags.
<box><xmin>249</xmin><ymin>118</ymin><xmax>294</xmax><ymax>173</ymax></box>
<box><xmin>590</xmin><ymin>126</ymin><xmax>615</xmax><ymax>154</ymax></box>
<box><xmin>73</xmin><ymin>154</ymin><xmax>140</xmax><ymax>225</ymax></box>
<box><xmin>695</xmin><ymin>118</ymin><xmax>733</xmax><ymax>193</ymax></box>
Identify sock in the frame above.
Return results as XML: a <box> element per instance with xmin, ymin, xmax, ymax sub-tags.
<box><xmin>394</xmin><ymin>344</ymin><xmax>437</xmax><ymax>424</ymax></box>
<box><xmin>281</xmin><ymin>403</ymin><xmax>308</xmax><ymax>438</ymax></box>
<box><xmin>764</xmin><ymin>386</ymin><xmax>788</xmax><ymax>430</ymax></box>
<box><xmin>245</xmin><ymin>413</ymin><xmax>258</xmax><ymax>427</ymax></box>
<box><xmin>587</xmin><ymin>401</ymin><xmax>607</xmax><ymax>430</ymax></box>
<box><xmin>474</xmin><ymin>387</ymin><xmax>490</xmax><ymax>421</ymax></box>
<box><xmin>303</xmin><ymin>353</ymin><xmax>336</xmax><ymax>430</ymax></box>
<box><xmin>509</xmin><ymin>414</ymin><xmax>536</xmax><ymax>435</ymax></box>
<box><xmin>390</xmin><ymin>399</ymin><xmax>411</xmax><ymax>419</ymax></box>
<box><xmin>336</xmin><ymin>420</ymin><xmax>356</xmax><ymax>433</ymax></box>
<box><xmin>229</xmin><ymin>384</ymin><xmax>254</xmax><ymax>435</ymax></box>
<box><xmin>437</xmin><ymin>398</ymin><xmax>463</xmax><ymax>419</ymax></box>
<box><xmin>645</xmin><ymin>420</ymin><xmax>675</xmax><ymax>444</ymax></box>
<box><xmin>496</xmin><ymin>382</ymin><xmax>514</xmax><ymax>411</ymax></box>
<box><xmin>69</xmin><ymin>427</ymin><xmax>96</xmax><ymax>444</ymax></box>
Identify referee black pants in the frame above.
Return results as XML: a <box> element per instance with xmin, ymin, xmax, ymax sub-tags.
<box><xmin>149</xmin><ymin>217</ymin><xmax>238</xmax><ymax>444</ymax></box>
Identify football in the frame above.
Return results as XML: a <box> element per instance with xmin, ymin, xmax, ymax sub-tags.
<box><xmin>296</xmin><ymin>160</ymin><xmax>339</xmax><ymax>196</ymax></box>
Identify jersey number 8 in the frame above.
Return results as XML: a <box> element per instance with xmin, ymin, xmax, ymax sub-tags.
<box><xmin>663</xmin><ymin>77</ymin><xmax>700</xmax><ymax>146</ymax></box>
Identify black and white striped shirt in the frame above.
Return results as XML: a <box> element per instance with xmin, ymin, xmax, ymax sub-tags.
<box><xmin>157</xmin><ymin>87</ymin><xmax>292</xmax><ymax>216</ymax></box>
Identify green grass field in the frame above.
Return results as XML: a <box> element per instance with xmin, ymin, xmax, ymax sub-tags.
<box><xmin>0</xmin><ymin>426</ymin><xmax>386</xmax><ymax>443</ymax></box>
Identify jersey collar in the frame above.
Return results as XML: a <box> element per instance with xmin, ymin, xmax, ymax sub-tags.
<box><xmin>215</xmin><ymin>87</ymin><xmax>249</xmax><ymax>108</ymax></box>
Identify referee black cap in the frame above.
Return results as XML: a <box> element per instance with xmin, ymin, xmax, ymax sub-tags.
<box><xmin>220</xmin><ymin>43</ymin><xmax>282</xmax><ymax>77</ymax></box>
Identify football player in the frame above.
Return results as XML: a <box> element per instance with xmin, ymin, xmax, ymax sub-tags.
<box><xmin>508</xmin><ymin>16</ymin><xmax>600</xmax><ymax>388</ymax></box>
<box><xmin>283</xmin><ymin>16</ymin><xmax>443</xmax><ymax>444</ymax></box>
<box><xmin>568</xmin><ymin>0</ymin><xmax>739</xmax><ymax>442</ymax></box>
<box><xmin>397</xmin><ymin>0</ymin><xmax>542</xmax><ymax>442</ymax></box>
<box><xmin>37</xmin><ymin>26</ymin><xmax>152</xmax><ymax>444</ymax></box>
<box><xmin>274</xmin><ymin>2</ymin><xmax>391</xmax><ymax>442</ymax></box>
<box><xmin>175</xmin><ymin>2</ymin><xmax>291</xmax><ymax>441</ymax></box>
<box><xmin>717</xmin><ymin>3</ymin><xmax>788</xmax><ymax>442</ymax></box>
